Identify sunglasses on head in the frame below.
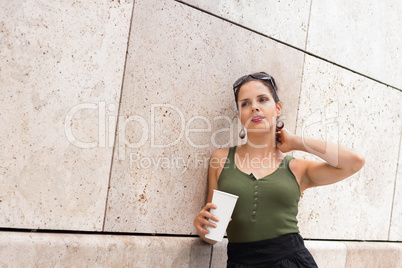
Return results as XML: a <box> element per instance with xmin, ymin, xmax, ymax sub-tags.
<box><xmin>233</xmin><ymin>72</ymin><xmax>277</xmax><ymax>94</ymax></box>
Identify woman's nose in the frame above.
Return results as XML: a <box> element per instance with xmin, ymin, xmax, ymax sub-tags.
<box><xmin>251</xmin><ymin>102</ymin><xmax>260</xmax><ymax>112</ymax></box>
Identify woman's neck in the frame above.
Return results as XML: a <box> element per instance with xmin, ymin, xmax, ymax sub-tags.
<box><xmin>240</xmin><ymin>133</ymin><xmax>281</xmax><ymax>159</ymax></box>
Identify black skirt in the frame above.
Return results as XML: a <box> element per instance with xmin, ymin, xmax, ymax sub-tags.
<box><xmin>227</xmin><ymin>233</ymin><xmax>318</xmax><ymax>268</ymax></box>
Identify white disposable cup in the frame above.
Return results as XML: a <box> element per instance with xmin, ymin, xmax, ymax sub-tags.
<box><xmin>205</xmin><ymin>190</ymin><xmax>239</xmax><ymax>242</ymax></box>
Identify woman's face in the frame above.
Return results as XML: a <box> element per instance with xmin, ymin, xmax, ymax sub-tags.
<box><xmin>237</xmin><ymin>80</ymin><xmax>281</xmax><ymax>134</ymax></box>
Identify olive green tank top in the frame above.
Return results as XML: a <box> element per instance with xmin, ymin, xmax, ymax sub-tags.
<box><xmin>218</xmin><ymin>146</ymin><xmax>301</xmax><ymax>243</ymax></box>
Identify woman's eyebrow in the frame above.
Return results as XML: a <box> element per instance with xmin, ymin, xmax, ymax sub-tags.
<box><xmin>240</xmin><ymin>94</ymin><xmax>269</xmax><ymax>102</ymax></box>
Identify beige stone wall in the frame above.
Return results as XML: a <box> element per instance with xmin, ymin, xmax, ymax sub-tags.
<box><xmin>0</xmin><ymin>0</ymin><xmax>401</xmax><ymax>267</ymax></box>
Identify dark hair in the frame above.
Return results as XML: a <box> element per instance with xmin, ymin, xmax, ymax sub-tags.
<box><xmin>234</xmin><ymin>75</ymin><xmax>280</xmax><ymax>110</ymax></box>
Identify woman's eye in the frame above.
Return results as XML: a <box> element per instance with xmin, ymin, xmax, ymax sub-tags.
<box><xmin>259</xmin><ymin>97</ymin><xmax>268</xmax><ymax>102</ymax></box>
<box><xmin>241</xmin><ymin>102</ymin><xmax>249</xmax><ymax>107</ymax></box>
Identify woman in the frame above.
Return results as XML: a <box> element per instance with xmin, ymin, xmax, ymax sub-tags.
<box><xmin>193</xmin><ymin>72</ymin><xmax>365</xmax><ymax>267</ymax></box>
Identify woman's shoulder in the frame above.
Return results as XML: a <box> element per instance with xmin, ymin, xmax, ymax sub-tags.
<box><xmin>209</xmin><ymin>147</ymin><xmax>233</xmax><ymax>171</ymax></box>
<box><xmin>210</xmin><ymin>147</ymin><xmax>231</xmax><ymax>158</ymax></box>
<box><xmin>287</xmin><ymin>155</ymin><xmax>307</xmax><ymax>184</ymax></box>
<box><xmin>209</xmin><ymin>147</ymin><xmax>233</xmax><ymax>181</ymax></box>
<box><xmin>284</xmin><ymin>154</ymin><xmax>296</xmax><ymax>161</ymax></box>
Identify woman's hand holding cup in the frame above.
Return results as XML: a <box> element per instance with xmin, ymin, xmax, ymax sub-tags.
<box><xmin>194</xmin><ymin>203</ymin><xmax>220</xmax><ymax>235</ymax></box>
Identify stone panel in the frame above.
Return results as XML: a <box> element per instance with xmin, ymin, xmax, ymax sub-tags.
<box><xmin>2</xmin><ymin>232</ymin><xmax>401</xmax><ymax>268</ymax></box>
<box><xmin>344</xmin><ymin>242</ymin><xmax>402</xmax><ymax>268</ymax></box>
<box><xmin>0</xmin><ymin>0</ymin><xmax>133</xmax><ymax>230</ymax></box>
<box><xmin>210</xmin><ymin>239</ymin><xmax>228</xmax><ymax>268</ymax></box>
<box><xmin>104</xmin><ymin>0</ymin><xmax>305</xmax><ymax>234</ymax></box>
<box><xmin>295</xmin><ymin>55</ymin><xmax>402</xmax><ymax>240</ymax></box>
<box><xmin>389</xmin><ymin>133</ymin><xmax>402</xmax><ymax>241</ymax></box>
<box><xmin>179</xmin><ymin>0</ymin><xmax>311</xmax><ymax>50</ymax></box>
<box><xmin>307</xmin><ymin>0</ymin><xmax>402</xmax><ymax>89</ymax></box>
<box><xmin>0</xmin><ymin>232</ymin><xmax>211</xmax><ymax>267</ymax></box>
<box><xmin>305</xmin><ymin>240</ymin><xmax>347</xmax><ymax>268</ymax></box>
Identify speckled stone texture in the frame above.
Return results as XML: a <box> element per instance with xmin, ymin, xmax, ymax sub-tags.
<box><xmin>182</xmin><ymin>0</ymin><xmax>402</xmax><ymax>89</ymax></box>
<box><xmin>103</xmin><ymin>0</ymin><xmax>305</xmax><ymax>234</ymax></box>
<box><xmin>295</xmin><ymin>55</ymin><xmax>402</xmax><ymax>240</ymax></box>
<box><xmin>305</xmin><ymin>240</ymin><xmax>347</xmax><ymax>267</ymax></box>
<box><xmin>0</xmin><ymin>232</ymin><xmax>211</xmax><ymax>268</ymax></box>
<box><xmin>344</xmin><ymin>242</ymin><xmax>402</xmax><ymax>268</ymax></box>
<box><xmin>179</xmin><ymin>0</ymin><xmax>312</xmax><ymax>50</ymax></box>
<box><xmin>0</xmin><ymin>0</ymin><xmax>133</xmax><ymax>230</ymax></box>
<box><xmin>0</xmin><ymin>1</ymin><xmax>401</xmax><ymax>267</ymax></box>
<box><xmin>1</xmin><ymin>232</ymin><xmax>400</xmax><ymax>268</ymax></box>
<box><xmin>307</xmin><ymin>0</ymin><xmax>402</xmax><ymax>89</ymax></box>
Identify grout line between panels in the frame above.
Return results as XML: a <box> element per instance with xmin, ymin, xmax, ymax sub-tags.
<box><xmin>388</xmin><ymin>127</ymin><xmax>402</xmax><ymax>239</ymax></box>
<box><xmin>1</xmin><ymin>227</ymin><xmax>402</xmax><ymax>243</ymax></box>
<box><xmin>175</xmin><ymin>0</ymin><xmax>401</xmax><ymax>92</ymax></box>
<box><xmin>209</xmin><ymin>245</ymin><xmax>213</xmax><ymax>268</ymax></box>
<box><xmin>101</xmin><ymin>0</ymin><xmax>137</xmax><ymax>232</ymax></box>
<box><xmin>304</xmin><ymin>0</ymin><xmax>314</xmax><ymax>52</ymax></box>
<box><xmin>294</xmin><ymin>0</ymin><xmax>313</xmax><ymax>138</ymax></box>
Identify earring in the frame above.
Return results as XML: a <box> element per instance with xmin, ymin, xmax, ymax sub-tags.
<box><xmin>239</xmin><ymin>128</ymin><xmax>246</xmax><ymax>139</ymax></box>
<box><xmin>275</xmin><ymin>121</ymin><xmax>284</xmax><ymax>147</ymax></box>
<box><xmin>276</xmin><ymin>120</ymin><xmax>284</xmax><ymax>130</ymax></box>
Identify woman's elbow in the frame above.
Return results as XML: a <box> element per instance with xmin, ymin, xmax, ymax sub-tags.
<box><xmin>352</xmin><ymin>154</ymin><xmax>365</xmax><ymax>173</ymax></box>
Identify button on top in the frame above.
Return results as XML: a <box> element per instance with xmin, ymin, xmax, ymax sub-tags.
<box><xmin>254</xmin><ymin>185</ymin><xmax>258</xmax><ymax>189</ymax></box>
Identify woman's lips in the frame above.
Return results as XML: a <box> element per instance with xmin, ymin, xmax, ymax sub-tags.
<box><xmin>251</xmin><ymin>116</ymin><xmax>264</xmax><ymax>122</ymax></box>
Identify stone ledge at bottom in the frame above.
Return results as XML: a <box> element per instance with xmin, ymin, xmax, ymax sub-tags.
<box><xmin>0</xmin><ymin>232</ymin><xmax>401</xmax><ymax>268</ymax></box>
<box><xmin>0</xmin><ymin>231</ymin><xmax>211</xmax><ymax>268</ymax></box>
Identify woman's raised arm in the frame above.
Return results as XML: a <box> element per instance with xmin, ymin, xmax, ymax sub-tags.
<box><xmin>277</xmin><ymin>127</ymin><xmax>365</xmax><ymax>192</ymax></box>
